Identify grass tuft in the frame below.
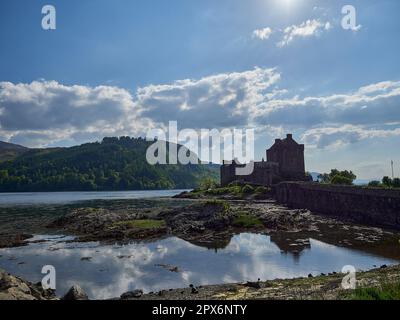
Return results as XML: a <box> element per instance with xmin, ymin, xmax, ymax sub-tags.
<box><xmin>111</xmin><ymin>219</ymin><xmax>166</xmax><ymax>230</ymax></box>
<box><xmin>232</xmin><ymin>212</ymin><xmax>263</xmax><ymax>228</ymax></box>
<box><xmin>348</xmin><ymin>282</ymin><xmax>400</xmax><ymax>300</ymax></box>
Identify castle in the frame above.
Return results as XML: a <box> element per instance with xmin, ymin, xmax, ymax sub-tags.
<box><xmin>221</xmin><ymin>134</ymin><xmax>309</xmax><ymax>186</ymax></box>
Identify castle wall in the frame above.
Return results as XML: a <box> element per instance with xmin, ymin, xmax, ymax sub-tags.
<box><xmin>220</xmin><ymin>162</ymin><xmax>280</xmax><ymax>186</ymax></box>
<box><xmin>274</xmin><ymin>182</ymin><xmax>400</xmax><ymax>230</ymax></box>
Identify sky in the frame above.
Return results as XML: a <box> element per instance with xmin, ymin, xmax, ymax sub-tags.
<box><xmin>0</xmin><ymin>0</ymin><xmax>400</xmax><ymax>179</ymax></box>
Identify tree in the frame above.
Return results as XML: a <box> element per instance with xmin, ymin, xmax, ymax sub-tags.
<box><xmin>331</xmin><ymin>175</ymin><xmax>353</xmax><ymax>185</ymax></box>
<box><xmin>382</xmin><ymin>176</ymin><xmax>392</xmax><ymax>188</ymax></box>
<box><xmin>368</xmin><ymin>180</ymin><xmax>381</xmax><ymax>187</ymax></box>
<box><xmin>392</xmin><ymin>178</ymin><xmax>400</xmax><ymax>188</ymax></box>
<box><xmin>199</xmin><ymin>177</ymin><xmax>218</xmax><ymax>191</ymax></box>
<box><xmin>318</xmin><ymin>169</ymin><xmax>357</xmax><ymax>185</ymax></box>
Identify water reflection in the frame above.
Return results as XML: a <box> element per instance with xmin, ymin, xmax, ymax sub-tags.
<box><xmin>0</xmin><ymin>233</ymin><xmax>398</xmax><ymax>299</ymax></box>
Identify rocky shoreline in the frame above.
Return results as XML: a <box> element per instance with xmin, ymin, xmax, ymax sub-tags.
<box><xmin>41</xmin><ymin>198</ymin><xmax>400</xmax><ymax>259</ymax></box>
<box><xmin>1</xmin><ymin>189</ymin><xmax>400</xmax><ymax>300</ymax></box>
<box><xmin>131</xmin><ymin>264</ymin><xmax>400</xmax><ymax>300</ymax></box>
<box><xmin>0</xmin><ymin>268</ymin><xmax>57</xmax><ymax>300</ymax></box>
<box><xmin>2</xmin><ymin>264</ymin><xmax>400</xmax><ymax>300</ymax></box>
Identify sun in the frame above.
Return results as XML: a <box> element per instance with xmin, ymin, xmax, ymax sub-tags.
<box><xmin>276</xmin><ymin>0</ymin><xmax>300</xmax><ymax>10</ymax></box>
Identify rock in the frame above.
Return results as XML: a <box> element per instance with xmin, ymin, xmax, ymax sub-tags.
<box><xmin>62</xmin><ymin>285</ymin><xmax>89</xmax><ymax>300</ymax></box>
<box><xmin>120</xmin><ymin>290</ymin><xmax>143</xmax><ymax>299</ymax></box>
<box><xmin>191</xmin><ymin>287</ymin><xmax>199</xmax><ymax>294</ymax></box>
<box><xmin>81</xmin><ymin>257</ymin><xmax>92</xmax><ymax>262</ymax></box>
<box><xmin>0</xmin><ymin>234</ymin><xmax>32</xmax><ymax>249</ymax></box>
<box><xmin>244</xmin><ymin>281</ymin><xmax>261</xmax><ymax>289</ymax></box>
<box><xmin>0</xmin><ymin>268</ymin><xmax>56</xmax><ymax>300</ymax></box>
<box><xmin>308</xmin><ymin>274</ymin><xmax>313</xmax><ymax>278</ymax></box>
<box><xmin>380</xmin><ymin>264</ymin><xmax>388</xmax><ymax>269</ymax></box>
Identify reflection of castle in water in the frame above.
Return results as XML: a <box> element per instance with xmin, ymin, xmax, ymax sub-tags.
<box><xmin>221</xmin><ymin>134</ymin><xmax>310</xmax><ymax>186</ymax></box>
<box><xmin>193</xmin><ymin>232</ymin><xmax>312</xmax><ymax>260</ymax></box>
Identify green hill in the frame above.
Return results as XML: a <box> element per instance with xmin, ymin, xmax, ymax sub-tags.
<box><xmin>0</xmin><ymin>141</ymin><xmax>29</xmax><ymax>163</ymax></box>
<box><xmin>0</xmin><ymin>137</ymin><xmax>219</xmax><ymax>192</ymax></box>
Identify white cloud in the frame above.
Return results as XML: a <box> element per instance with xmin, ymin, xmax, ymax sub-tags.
<box><xmin>0</xmin><ymin>68</ymin><xmax>281</xmax><ymax>147</ymax></box>
<box><xmin>302</xmin><ymin>125</ymin><xmax>400</xmax><ymax>149</ymax></box>
<box><xmin>253</xmin><ymin>80</ymin><xmax>400</xmax><ymax>129</ymax></box>
<box><xmin>277</xmin><ymin>19</ymin><xmax>331</xmax><ymax>47</ymax></box>
<box><xmin>252</xmin><ymin>27</ymin><xmax>273</xmax><ymax>40</ymax></box>
<box><xmin>1</xmin><ymin>72</ymin><xmax>399</xmax><ymax>150</ymax></box>
<box><xmin>136</xmin><ymin>67</ymin><xmax>281</xmax><ymax>129</ymax></box>
<box><xmin>0</xmin><ymin>80</ymin><xmax>150</xmax><ymax>147</ymax></box>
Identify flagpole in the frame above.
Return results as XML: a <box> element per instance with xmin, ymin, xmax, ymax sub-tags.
<box><xmin>391</xmin><ymin>160</ymin><xmax>394</xmax><ymax>179</ymax></box>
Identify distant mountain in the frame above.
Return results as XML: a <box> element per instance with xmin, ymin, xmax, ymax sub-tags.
<box><xmin>354</xmin><ymin>179</ymin><xmax>373</xmax><ymax>186</ymax></box>
<box><xmin>0</xmin><ymin>137</ymin><xmax>219</xmax><ymax>192</ymax></box>
<box><xmin>308</xmin><ymin>172</ymin><xmax>321</xmax><ymax>182</ymax></box>
<box><xmin>0</xmin><ymin>141</ymin><xmax>29</xmax><ymax>163</ymax></box>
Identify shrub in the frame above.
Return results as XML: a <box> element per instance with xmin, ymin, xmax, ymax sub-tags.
<box><xmin>199</xmin><ymin>178</ymin><xmax>218</xmax><ymax>191</ymax></box>
<box><xmin>255</xmin><ymin>186</ymin><xmax>268</xmax><ymax>194</ymax></box>
<box><xmin>242</xmin><ymin>184</ymin><xmax>255</xmax><ymax>194</ymax></box>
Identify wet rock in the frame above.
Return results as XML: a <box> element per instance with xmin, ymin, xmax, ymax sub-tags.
<box><xmin>244</xmin><ymin>281</ymin><xmax>261</xmax><ymax>289</ymax></box>
<box><xmin>308</xmin><ymin>274</ymin><xmax>313</xmax><ymax>278</ymax></box>
<box><xmin>380</xmin><ymin>265</ymin><xmax>388</xmax><ymax>269</ymax></box>
<box><xmin>0</xmin><ymin>234</ymin><xmax>32</xmax><ymax>249</ymax></box>
<box><xmin>120</xmin><ymin>289</ymin><xmax>143</xmax><ymax>300</ymax></box>
<box><xmin>81</xmin><ymin>257</ymin><xmax>92</xmax><ymax>262</ymax></box>
<box><xmin>0</xmin><ymin>268</ymin><xmax>56</xmax><ymax>300</ymax></box>
<box><xmin>62</xmin><ymin>285</ymin><xmax>89</xmax><ymax>300</ymax></box>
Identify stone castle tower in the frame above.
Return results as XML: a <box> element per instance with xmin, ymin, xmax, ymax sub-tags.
<box><xmin>220</xmin><ymin>134</ymin><xmax>308</xmax><ymax>186</ymax></box>
<box><xmin>266</xmin><ymin>134</ymin><xmax>305</xmax><ymax>180</ymax></box>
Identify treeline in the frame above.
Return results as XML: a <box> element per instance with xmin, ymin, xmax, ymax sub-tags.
<box><xmin>318</xmin><ymin>169</ymin><xmax>400</xmax><ymax>189</ymax></box>
<box><xmin>368</xmin><ymin>177</ymin><xmax>400</xmax><ymax>189</ymax></box>
<box><xmin>0</xmin><ymin>137</ymin><xmax>219</xmax><ymax>192</ymax></box>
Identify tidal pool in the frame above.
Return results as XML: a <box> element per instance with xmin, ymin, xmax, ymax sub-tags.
<box><xmin>0</xmin><ymin>233</ymin><xmax>398</xmax><ymax>300</ymax></box>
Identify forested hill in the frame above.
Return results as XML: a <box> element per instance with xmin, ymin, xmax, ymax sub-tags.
<box><xmin>0</xmin><ymin>137</ymin><xmax>219</xmax><ymax>192</ymax></box>
<box><xmin>0</xmin><ymin>141</ymin><xmax>29</xmax><ymax>163</ymax></box>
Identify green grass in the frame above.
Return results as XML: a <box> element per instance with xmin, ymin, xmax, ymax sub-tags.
<box><xmin>204</xmin><ymin>199</ymin><xmax>230</xmax><ymax>213</ymax></box>
<box><xmin>347</xmin><ymin>282</ymin><xmax>400</xmax><ymax>300</ymax></box>
<box><xmin>232</xmin><ymin>212</ymin><xmax>263</xmax><ymax>228</ymax></box>
<box><xmin>111</xmin><ymin>219</ymin><xmax>166</xmax><ymax>230</ymax></box>
<box><xmin>205</xmin><ymin>186</ymin><xmax>242</xmax><ymax>196</ymax></box>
